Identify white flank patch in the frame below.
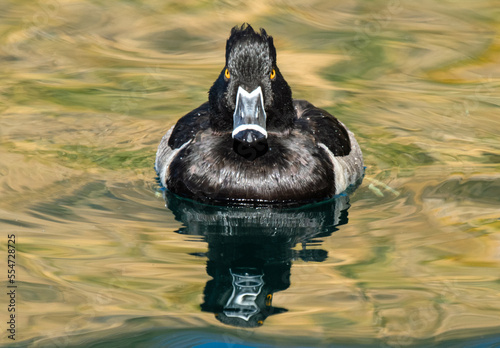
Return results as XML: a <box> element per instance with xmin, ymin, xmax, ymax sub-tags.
<box><xmin>318</xmin><ymin>134</ymin><xmax>363</xmax><ymax>195</ymax></box>
<box><xmin>156</xmin><ymin>125</ymin><xmax>193</xmax><ymax>187</ymax></box>
<box><xmin>319</xmin><ymin>143</ymin><xmax>347</xmax><ymax>194</ymax></box>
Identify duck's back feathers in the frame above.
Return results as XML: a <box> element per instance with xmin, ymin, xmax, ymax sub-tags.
<box><xmin>294</xmin><ymin>100</ymin><xmax>351</xmax><ymax>156</ymax></box>
<box><xmin>155</xmin><ymin>102</ymin><xmax>210</xmax><ymax>188</ymax></box>
<box><xmin>293</xmin><ymin>100</ymin><xmax>363</xmax><ymax>196</ymax></box>
<box><xmin>168</xmin><ymin>102</ymin><xmax>211</xmax><ymax>149</ymax></box>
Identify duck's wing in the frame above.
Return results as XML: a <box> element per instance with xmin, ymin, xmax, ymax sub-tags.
<box><xmin>155</xmin><ymin>102</ymin><xmax>210</xmax><ymax>187</ymax></box>
<box><xmin>294</xmin><ymin>99</ymin><xmax>351</xmax><ymax>156</ymax></box>
<box><xmin>294</xmin><ymin>99</ymin><xmax>364</xmax><ymax>194</ymax></box>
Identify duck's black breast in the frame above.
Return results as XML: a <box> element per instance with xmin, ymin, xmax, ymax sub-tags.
<box><xmin>167</xmin><ymin>124</ymin><xmax>335</xmax><ymax>205</ymax></box>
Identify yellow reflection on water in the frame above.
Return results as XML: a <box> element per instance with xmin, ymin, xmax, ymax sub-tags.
<box><xmin>1</xmin><ymin>0</ymin><xmax>499</xmax><ymax>346</ymax></box>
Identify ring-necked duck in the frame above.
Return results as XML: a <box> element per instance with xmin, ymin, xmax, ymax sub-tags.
<box><xmin>156</xmin><ymin>24</ymin><xmax>364</xmax><ymax>206</ymax></box>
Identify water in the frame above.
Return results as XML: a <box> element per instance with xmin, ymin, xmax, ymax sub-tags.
<box><xmin>1</xmin><ymin>0</ymin><xmax>500</xmax><ymax>346</ymax></box>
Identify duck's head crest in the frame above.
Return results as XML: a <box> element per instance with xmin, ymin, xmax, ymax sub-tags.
<box><xmin>225</xmin><ymin>24</ymin><xmax>277</xmax><ymax>70</ymax></box>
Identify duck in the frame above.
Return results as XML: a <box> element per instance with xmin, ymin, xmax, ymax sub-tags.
<box><xmin>155</xmin><ymin>24</ymin><xmax>364</xmax><ymax>206</ymax></box>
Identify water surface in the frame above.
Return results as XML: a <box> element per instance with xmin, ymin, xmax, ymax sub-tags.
<box><xmin>1</xmin><ymin>0</ymin><xmax>500</xmax><ymax>347</ymax></box>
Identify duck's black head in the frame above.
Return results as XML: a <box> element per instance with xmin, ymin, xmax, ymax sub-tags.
<box><xmin>209</xmin><ymin>24</ymin><xmax>295</xmax><ymax>156</ymax></box>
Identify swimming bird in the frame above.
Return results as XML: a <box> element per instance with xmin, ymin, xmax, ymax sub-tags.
<box><xmin>156</xmin><ymin>24</ymin><xmax>364</xmax><ymax>206</ymax></box>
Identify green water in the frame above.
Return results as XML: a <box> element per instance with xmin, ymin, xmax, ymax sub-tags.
<box><xmin>1</xmin><ymin>0</ymin><xmax>500</xmax><ymax>347</ymax></box>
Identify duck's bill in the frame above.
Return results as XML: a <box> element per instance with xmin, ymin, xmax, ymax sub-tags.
<box><xmin>232</xmin><ymin>86</ymin><xmax>267</xmax><ymax>145</ymax></box>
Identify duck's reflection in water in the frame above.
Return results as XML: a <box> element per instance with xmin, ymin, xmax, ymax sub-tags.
<box><xmin>165</xmin><ymin>192</ymin><xmax>352</xmax><ymax>328</ymax></box>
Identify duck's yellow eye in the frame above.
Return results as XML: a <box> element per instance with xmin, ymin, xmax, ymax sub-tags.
<box><xmin>270</xmin><ymin>69</ymin><xmax>276</xmax><ymax>80</ymax></box>
<box><xmin>225</xmin><ymin>68</ymin><xmax>230</xmax><ymax>79</ymax></box>
<box><xmin>266</xmin><ymin>294</ymin><xmax>272</xmax><ymax>306</ymax></box>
